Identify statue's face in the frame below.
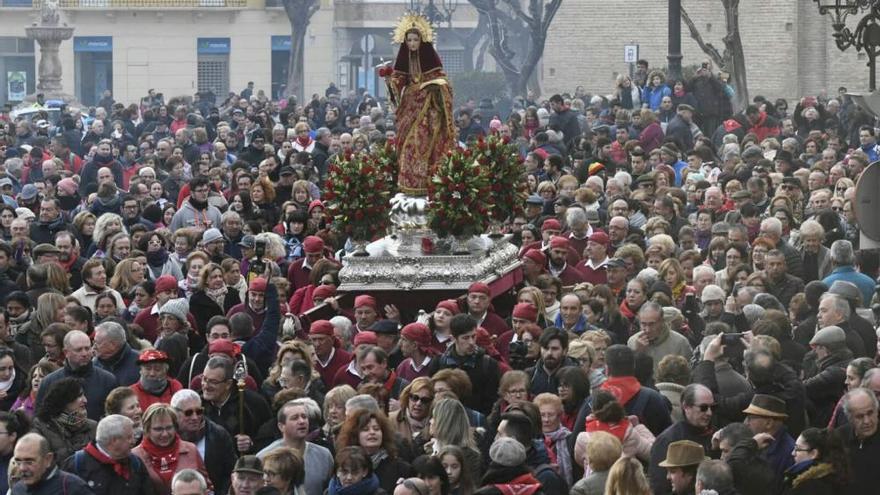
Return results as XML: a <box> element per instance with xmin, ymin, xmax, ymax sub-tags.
<box><xmin>406</xmin><ymin>32</ymin><xmax>421</xmax><ymax>52</ymax></box>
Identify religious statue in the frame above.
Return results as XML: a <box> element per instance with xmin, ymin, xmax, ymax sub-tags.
<box><xmin>39</xmin><ymin>0</ymin><xmax>61</xmax><ymax>26</ymax></box>
<box><xmin>379</xmin><ymin>13</ymin><xmax>456</xmax><ymax>196</ymax></box>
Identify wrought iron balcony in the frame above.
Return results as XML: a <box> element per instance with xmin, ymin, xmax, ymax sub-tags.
<box><xmin>5</xmin><ymin>0</ymin><xmax>248</xmax><ymax>8</ymax></box>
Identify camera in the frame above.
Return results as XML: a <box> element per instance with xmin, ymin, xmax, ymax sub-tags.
<box><xmin>508</xmin><ymin>341</ymin><xmax>529</xmax><ymax>370</ymax></box>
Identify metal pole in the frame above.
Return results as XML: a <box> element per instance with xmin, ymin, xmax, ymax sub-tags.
<box><xmin>668</xmin><ymin>0</ymin><xmax>683</xmax><ymax>81</ymax></box>
<box><xmin>871</xmin><ymin>52</ymin><xmax>877</xmax><ymax>92</ymax></box>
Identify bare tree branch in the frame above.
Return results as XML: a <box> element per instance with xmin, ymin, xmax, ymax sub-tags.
<box><xmin>680</xmin><ymin>4</ymin><xmax>724</xmax><ymax>67</ymax></box>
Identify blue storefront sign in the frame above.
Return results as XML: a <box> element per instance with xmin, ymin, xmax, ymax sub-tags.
<box><xmin>197</xmin><ymin>38</ymin><xmax>230</xmax><ymax>54</ymax></box>
<box><xmin>271</xmin><ymin>35</ymin><xmax>291</xmax><ymax>52</ymax></box>
<box><xmin>73</xmin><ymin>36</ymin><xmax>112</xmax><ymax>53</ymax></box>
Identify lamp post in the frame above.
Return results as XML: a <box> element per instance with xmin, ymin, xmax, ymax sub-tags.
<box><xmin>409</xmin><ymin>0</ymin><xmax>458</xmax><ymax>26</ymax></box>
<box><xmin>668</xmin><ymin>0</ymin><xmax>682</xmax><ymax>81</ymax></box>
<box><xmin>813</xmin><ymin>0</ymin><xmax>880</xmax><ymax>91</ymax></box>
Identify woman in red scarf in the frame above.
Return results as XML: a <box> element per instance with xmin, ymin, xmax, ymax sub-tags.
<box><xmin>619</xmin><ymin>279</ymin><xmax>648</xmax><ymax>335</ymax></box>
<box><xmin>132</xmin><ymin>403</ymin><xmax>210</xmax><ymax>495</ymax></box>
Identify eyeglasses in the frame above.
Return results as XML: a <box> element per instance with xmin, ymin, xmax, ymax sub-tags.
<box><xmin>832</xmin><ymin>206</ymin><xmax>843</xmax><ymax>212</ymax></box>
<box><xmin>179</xmin><ymin>407</ymin><xmax>204</xmax><ymax>417</ymax></box>
<box><xmin>793</xmin><ymin>446</ymin><xmax>812</xmax><ymax>452</ymax></box>
<box><xmin>693</xmin><ymin>403</ymin><xmax>718</xmax><ymax>413</ymax></box>
<box><xmin>409</xmin><ymin>395</ymin><xmax>433</xmax><ymax>405</ymax></box>
<box><xmin>396</xmin><ymin>479</ymin><xmax>428</xmax><ymax>495</ymax></box>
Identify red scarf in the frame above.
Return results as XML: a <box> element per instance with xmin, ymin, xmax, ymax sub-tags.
<box><xmin>494</xmin><ymin>473</ymin><xmax>542</xmax><ymax>495</ymax></box>
<box><xmin>296</xmin><ymin>136</ymin><xmax>313</xmax><ymax>148</ymax></box>
<box><xmin>84</xmin><ymin>442</ymin><xmax>130</xmax><ymax>480</ymax></box>
<box><xmin>585</xmin><ymin>416</ymin><xmax>630</xmax><ymax>443</ymax></box>
<box><xmin>139</xmin><ymin>434</ymin><xmax>181</xmax><ymax>484</ymax></box>
<box><xmin>619</xmin><ymin>300</ymin><xmax>637</xmax><ymax>321</ymax></box>
<box><xmin>600</xmin><ymin>376</ymin><xmax>641</xmax><ymax>406</ymax></box>
<box><xmin>382</xmin><ymin>370</ymin><xmax>399</xmax><ymax>395</ymax></box>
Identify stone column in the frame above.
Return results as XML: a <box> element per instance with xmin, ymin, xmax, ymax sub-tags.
<box><xmin>36</xmin><ymin>38</ymin><xmax>64</xmax><ymax>92</ymax></box>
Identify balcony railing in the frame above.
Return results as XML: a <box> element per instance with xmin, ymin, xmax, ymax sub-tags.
<box><xmin>6</xmin><ymin>0</ymin><xmax>248</xmax><ymax>8</ymax></box>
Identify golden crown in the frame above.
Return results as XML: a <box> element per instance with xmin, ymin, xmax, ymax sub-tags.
<box><xmin>392</xmin><ymin>12</ymin><xmax>434</xmax><ymax>45</ymax></box>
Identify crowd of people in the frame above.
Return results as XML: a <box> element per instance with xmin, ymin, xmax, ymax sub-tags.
<box><xmin>0</xmin><ymin>54</ymin><xmax>878</xmax><ymax>495</ymax></box>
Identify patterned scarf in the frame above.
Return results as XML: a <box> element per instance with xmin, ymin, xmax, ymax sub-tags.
<box><xmin>55</xmin><ymin>411</ymin><xmax>89</xmax><ymax>432</ymax></box>
<box><xmin>544</xmin><ymin>426</ymin><xmax>573</xmax><ymax>487</ymax></box>
<box><xmin>139</xmin><ymin>434</ymin><xmax>181</xmax><ymax>484</ymax></box>
<box><xmin>206</xmin><ymin>285</ymin><xmax>228</xmax><ymax>308</ymax></box>
<box><xmin>369</xmin><ymin>448</ymin><xmax>389</xmax><ymax>470</ymax></box>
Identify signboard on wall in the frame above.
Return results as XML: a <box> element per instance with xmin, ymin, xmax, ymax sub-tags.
<box><xmin>197</xmin><ymin>38</ymin><xmax>231</xmax><ymax>55</ymax></box>
<box><xmin>74</xmin><ymin>36</ymin><xmax>113</xmax><ymax>53</ymax></box>
<box><xmin>7</xmin><ymin>71</ymin><xmax>26</xmax><ymax>101</ymax></box>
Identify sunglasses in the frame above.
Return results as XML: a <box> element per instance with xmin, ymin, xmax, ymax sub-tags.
<box><xmin>410</xmin><ymin>395</ymin><xmax>433</xmax><ymax>405</ymax></box>
<box><xmin>694</xmin><ymin>403</ymin><xmax>717</xmax><ymax>413</ymax></box>
<box><xmin>180</xmin><ymin>407</ymin><xmax>204</xmax><ymax>417</ymax></box>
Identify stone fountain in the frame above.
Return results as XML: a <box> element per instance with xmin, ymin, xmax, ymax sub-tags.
<box><xmin>22</xmin><ymin>0</ymin><xmax>77</xmax><ymax>104</ymax></box>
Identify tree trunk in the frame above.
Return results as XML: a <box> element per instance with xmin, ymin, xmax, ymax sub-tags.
<box><xmin>723</xmin><ymin>0</ymin><xmax>749</xmax><ymax>110</ymax></box>
<box><xmin>282</xmin><ymin>0</ymin><xmax>319</xmax><ymax>102</ymax></box>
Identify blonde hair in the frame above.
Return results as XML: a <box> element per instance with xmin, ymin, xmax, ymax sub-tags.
<box><xmin>605</xmin><ymin>456</ymin><xmax>650</xmax><ymax>495</ymax></box>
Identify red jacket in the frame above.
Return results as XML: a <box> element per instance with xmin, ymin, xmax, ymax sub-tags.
<box><xmin>130</xmin><ymin>378</ymin><xmax>184</xmax><ymax>412</ymax></box>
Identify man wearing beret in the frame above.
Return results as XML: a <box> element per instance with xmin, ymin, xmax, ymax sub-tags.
<box><xmin>352</xmin><ymin>295</ymin><xmax>382</xmax><ymax>334</ymax></box>
<box><xmin>496</xmin><ymin>302</ymin><xmax>539</xmax><ymax>362</ymax></box>
<box><xmin>286</xmin><ymin>235</ymin><xmax>334</xmax><ymax>291</ymax></box>
<box><xmin>309</xmin><ymin>319</ymin><xmax>352</xmax><ymax>387</ymax></box>
<box><xmin>465</xmin><ymin>282</ymin><xmax>510</xmax><ymax>337</ymax></box>
<box><xmin>226</xmin><ymin>277</ymin><xmax>271</xmax><ymax>333</ymax></box>
<box><xmin>396</xmin><ymin>322</ymin><xmax>438</xmax><ymax>381</ymax></box>
<box><xmin>521</xmin><ymin>249</ymin><xmax>546</xmax><ymax>287</ymax></box>
<box><xmin>130</xmin><ymin>349</ymin><xmax>184</xmax><ymax>411</ymax></box>
<box><xmin>547</xmin><ymin>236</ymin><xmax>587</xmax><ymax>286</ymax></box>
<box><xmin>576</xmin><ymin>231</ymin><xmax>610</xmax><ymax>285</ymax></box>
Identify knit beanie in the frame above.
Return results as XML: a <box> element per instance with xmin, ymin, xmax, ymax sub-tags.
<box><xmin>159</xmin><ymin>298</ymin><xmax>189</xmax><ymax>322</ymax></box>
<box><xmin>489</xmin><ymin>437</ymin><xmax>527</xmax><ymax>467</ymax></box>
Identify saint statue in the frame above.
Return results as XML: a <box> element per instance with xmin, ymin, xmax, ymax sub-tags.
<box><xmin>380</xmin><ymin>13</ymin><xmax>456</xmax><ymax>196</ymax></box>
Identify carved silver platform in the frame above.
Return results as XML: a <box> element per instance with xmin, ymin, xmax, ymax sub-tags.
<box><xmin>338</xmin><ymin>234</ymin><xmax>521</xmax><ymax>291</ymax></box>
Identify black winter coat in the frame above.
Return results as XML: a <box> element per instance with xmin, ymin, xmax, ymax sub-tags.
<box><xmin>726</xmin><ymin>439</ymin><xmax>778</xmax><ymax>495</ymax></box>
<box><xmin>188</xmin><ymin>289</ymin><xmax>241</xmax><ymax>337</ymax></box>
<box><xmin>781</xmin><ymin>462</ymin><xmax>847</xmax><ymax>495</ymax></box>
<box><xmin>11</xmin><ymin>468</ymin><xmax>94</xmax><ymax>495</ymax></box>
<box><xmin>803</xmin><ymin>348</ymin><xmax>851</xmax><ymax>427</ymax></box>
<box><xmin>63</xmin><ymin>448</ymin><xmax>155</xmax><ymax>495</ymax></box>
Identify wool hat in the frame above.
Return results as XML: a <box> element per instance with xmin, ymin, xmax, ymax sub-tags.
<box><xmin>731</xmin><ymin>190</ymin><xmax>751</xmax><ymax>200</ymax></box>
<box><xmin>532</xmin><ymin>148</ymin><xmax>549</xmax><ymax>161</ymax></box>
<box><xmin>354</xmin><ymin>295</ymin><xmax>378</xmax><ymax>311</ymax></box>
<box><xmin>741</xmin><ymin>145</ymin><xmax>763</xmax><ymax>160</ymax></box>
<box><xmin>677</xmin><ymin>103</ymin><xmax>696</xmax><ymax>113</ymax></box>
<box><xmin>522</xmin><ymin>249</ymin><xmax>547</xmax><ymax>267</ymax></box>
<box><xmin>249</xmin><ymin>277</ymin><xmax>267</xmax><ymax>292</ymax></box>
<box><xmin>490</xmin><ymin>437</ymin><xmax>527</xmax><ymax>467</ymax></box>
<box><xmin>308</xmin><ymin>200</ymin><xmax>323</xmax><ymax>214</ymax></box>
<box><xmin>159</xmin><ymin>298</ymin><xmax>189</xmax><ymax>322</ymax></box>
<box><xmin>701</xmin><ymin>284</ymin><xmax>726</xmax><ymax>303</ymax></box>
<box><xmin>588</xmin><ymin>231</ymin><xmax>610</xmax><ymax>247</ymax></box>
<box><xmin>512</xmin><ymin>303</ymin><xmax>538</xmax><ymax>323</ymax></box>
<box><xmin>742</xmin><ymin>394</ymin><xmax>788</xmax><ymax>419</ymax></box>
<box><xmin>279</xmin><ymin>166</ymin><xmax>295</xmax><ymax>176</ymax></box>
<box><xmin>353</xmin><ymin>331</ymin><xmax>378</xmax><ymax>347</ymax></box>
<box><xmin>238</xmin><ymin>235</ymin><xmax>256</xmax><ymax>249</ymax></box>
<box><xmin>57</xmin><ymin>178</ymin><xmax>79</xmax><ymax>196</ymax></box>
<box><xmin>0</xmin><ymin>178</ymin><xmax>12</xmax><ymax>189</ymax></box>
<box><xmin>636</xmin><ymin>172</ymin><xmax>656</xmax><ymax>185</ymax></box>
<box><xmin>606</xmin><ymin>257</ymin><xmax>626</xmax><ymax>269</ymax></box>
<box><xmin>549</xmin><ymin>236</ymin><xmax>570</xmax><ymax>250</ymax></box>
<box><xmin>525</xmin><ymin>194</ymin><xmax>544</xmax><ymax>206</ymax></box>
<box><xmin>401</xmin><ymin>322</ymin><xmax>434</xmax><ymax>354</ymax></box>
<box><xmin>302</xmin><ymin>236</ymin><xmax>324</xmax><ymax>253</ymax></box>
<box><xmin>15</xmin><ymin>208</ymin><xmax>34</xmax><ymax>222</ymax></box>
<box><xmin>659</xmin><ymin>145</ymin><xmax>679</xmax><ymax>158</ymax></box>
<box><xmin>312</xmin><ymin>284</ymin><xmax>336</xmax><ymax>300</ymax></box>
<box><xmin>137</xmin><ymin>349</ymin><xmax>169</xmax><ymax>364</ymax></box>
<box><xmin>233</xmin><ymin>456</ymin><xmax>263</xmax><ymax>475</ymax></box>
<box><xmin>435</xmin><ymin>299</ymin><xmax>460</xmax><ymax>315</ymax></box>
<box><xmin>658</xmin><ymin>440</ymin><xmax>709</xmax><ymax>468</ymax></box>
<box><xmin>202</xmin><ymin>228</ymin><xmax>224</xmax><ymax>245</ymax></box>
<box><xmin>155</xmin><ymin>275</ymin><xmax>178</xmax><ymax>294</ymax></box>
<box><xmin>209</xmin><ymin>339</ymin><xmax>241</xmax><ymax>358</ymax></box>
<box><xmin>32</xmin><ymin>244</ymin><xmax>60</xmax><ymax>257</ymax></box>
<box><xmin>541</xmin><ymin>219</ymin><xmax>562</xmax><ymax>232</ymax></box>
<box><xmin>369</xmin><ymin>320</ymin><xmax>399</xmax><ymax>336</ymax></box>
<box><xmin>18</xmin><ymin>184</ymin><xmax>38</xmax><ymax>202</ymax></box>
<box><xmin>309</xmin><ymin>320</ymin><xmax>335</xmax><ymax>336</ymax></box>
<box><xmin>775</xmin><ymin>150</ymin><xmax>794</xmax><ymax>164</ymax></box>
<box><xmin>810</xmin><ymin>325</ymin><xmax>846</xmax><ymax>347</ymax></box>
<box><xmin>468</xmin><ymin>282</ymin><xmax>491</xmax><ymax>296</ymax></box>
<box><xmin>711</xmin><ymin>222</ymin><xmax>730</xmax><ymax>236</ymax></box>
<box><xmin>828</xmin><ymin>280</ymin><xmax>862</xmax><ymax>304</ymax></box>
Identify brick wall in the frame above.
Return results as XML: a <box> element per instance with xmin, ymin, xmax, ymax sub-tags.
<box><xmin>541</xmin><ymin>0</ymin><xmax>870</xmax><ymax>103</ymax></box>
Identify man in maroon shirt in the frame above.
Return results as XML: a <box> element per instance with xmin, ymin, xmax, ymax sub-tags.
<box><xmin>496</xmin><ymin>302</ymin><xmax>539</xmax><ymax>362</ymax></box>
<box><xmin>577</xmin><ymin>231</ymin><xmax>611</xmax><ymax>285</ymax></box>
<box><xmin>547</xmin><ymin>236</ymin><xmax>586</xmax><ymax>286</ymax></box>
<box><xmin>396</xmin><ymin>322</ymin><xmax>437</xmax><ymax>381</ymax></box>
<box><xmin>309</xmin><ymin>319</ymin><xmax>351</xmax><ymax>387</ymax></box>
<box><xmin>353</xmin><ymin>295</ymin><xmax>381</xmax><ymax>334</ymax></box>
<box><xmin>286</xmin><ymin>236</ymin><xmax>328</xmax><ymax>291</ymax></box>
<box><xmin>521</xmin><ymin>249</ymin><xmax>546</xmax><ymax>287</ymax></box>
<box><xmin>466</xmin><ymin>282</ymin><xmax>510</xmax><ymax>337</ymax></box>
<box><xmin>332</xmin><ymin>331</ymin><xmax>376</xmax><ymax>388</ymax></box>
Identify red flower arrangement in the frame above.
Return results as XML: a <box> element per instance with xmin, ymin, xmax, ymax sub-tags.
<box><xmin>475</xmin><ymin>134</ymin><xmax>528</xmax><ymax>222</ymax></box>
<box><xmin>427</xmin><ymin>147</ymin><xmax>492</xmax><ymax>239</ymax></box>
<box><xmin>323</xmin><ymin>150</ymin><xmax>395</xmax><ymax>242</ymax></box>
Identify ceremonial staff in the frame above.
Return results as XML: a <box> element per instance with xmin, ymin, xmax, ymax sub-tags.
<box><xmin>233</xmin><ymin>360</ymin><xmax>246</xmax><ymax>437</ymax></box>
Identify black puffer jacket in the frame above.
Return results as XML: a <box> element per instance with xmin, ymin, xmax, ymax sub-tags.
<box><xmin>804</xmin><ymin>347</ymin><xmax>851</xmax><ymax>427</ymax></box>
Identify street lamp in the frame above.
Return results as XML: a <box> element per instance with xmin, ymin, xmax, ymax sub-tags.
<box><xmin>409</xmin><ymin>0</ymin><xmax>458</xmax><ymax>26</ymax></box>
<box><xmin>814</xmin><ymin>0</ymin><xmax>880</xmax><ymax>90</ymax></box>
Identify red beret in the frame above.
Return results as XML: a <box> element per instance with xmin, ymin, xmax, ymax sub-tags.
<box><xmin>137</xmin><ymin>349</ymin><xmax>169</xmax><ymax>364</ymax></box>
<box><xmin>521</xmin><ymin>249</ymin><xmax>546</xmax><ymax>266</ymax></box>
<box><xmin>542</xmin><ymin>219</ymin><xmax>562</xmax><ymax>232</ymax></box>
<box><xmin>309</xmin><ymin>319</ymin><xmax>335</xmax><ymax>336</ymax></box>
<box><xmin>588</xmin><ymin>231</ymin><xmax>610</xmax><ymax>247</ymax></box>
<box><xmin>303</xmin><ymin>235</ymin><xmax>325</xmax><ymax>253</ymax></box>
<box><xmin>354</xmin><ymin>295</ymin><xmax>378</xmax><ymax>311</ymax></box>
<box><xmin>401</xmin><ymin>322</ymin><xmax>432</xmax><ymax>350</ymax></box>
<box><xmin>353</xmin><ymin>331</ymin><xmax>378</xmax><ymax>347</ymax></box>
<box><xmin>435</xmin><ymin>299</ymin><xmax>460</xmax><ymax>315</ymax></box>
<box><xmin>468</xmin><ymin>282</ymin><xmax>491</xmax><ymax>296</ymax></box>
<box><xmin>155</xmin><ymin>275</ymin><xmax>178</xmax><ymax>294</ymax></box>
<box><xmin>249</xmin><ymin>277</ymin><xmax>267</xmax><ymax>292</ymax></box>
<box><xmin>512</xmin><ymin>303</ymin><xmax>538</xmax><ymax>322</ymax></box>
<box><xmin>533</xmin><ymin>148</ymin><xmax>549</xmax><ymax>160</ymax></box>
<box><xmin>549</xmin><ymin>236</ymin><xmax>570</xmax><ymax>250</ymax></box>
<box><xmin>308</xmin><ymin>200</ymin><xmax>324</xmax><ymax>213</ymax></box>
<box><xmin>208</xmin><ymin>339</ymin><xmax>241</xmax><ymax>358</ymax></box>
<box><xmin>312</xmin><ymin>285</ymin><xmax>336</xmax><ymax>300</ymax></box>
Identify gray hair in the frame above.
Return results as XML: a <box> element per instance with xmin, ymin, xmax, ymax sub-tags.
<box><xmin>681</xmin><ymin>383</ymin><xmax>712</xmax><ymax>407</ymax></box>
<box><xmin>696</xmin><ymin>460</ymin><xmax>734</xmax><ymax>491</ymax></box>
<box><xmin>566</xmin><ymin>207</ymin><xmax>588</xmax><ymax>229</ymax></box>
<box><xmin>638</xmin><ymin>301</ymin><xmax>663</xmax><ymax>319</ymax></box>
<box><xmin>4</xmin><ymin>158</ymin><xmax>23</xmax><ymax>174</ymax></box>
<box><xmin>861</xmin><ymin>368</ymin><xmax>880</xmax><ymax>388</ymax></box>
<box><xmin>820</xmin><ymin>293</ymin><xmax>851</xmax><ymax>321</ymax></box>
<box><xmin>63</xmin><ymin>330</ymin><xmax>90</xmax><ymax>349</ymax></box>
<box><xmin>330</xmin><ymin>316</ymin><xmax>354</xmax><ymax>345</ymax></box>
<box><xmin>96</xmin><ymin>414</ymin><xmax>133</xmax><ymax>448</ymax></box>
<box><xmin>830</xmin><ymin>239</ymin><xmax>855</xmax><ymax>266</ymax></box>
<box><xmin>345</xmin><ymin>394</ymin><xmax>380</xmax><ymax>415</ymax></box>
<box><xmin>18</xmin><ymin>433</ymin><xmax>50</xmax><ymax>457</ymax></box>
<box><xmin>95</xmin><ymin>321</ymin><xmax>126</xmax><ymax>345</ymax></box>
<box><xmin>171</xmin><ymin>469</ymin><xmax>208</xmax><ymax>493</ymax></box>
<box><xmin>760</xmin><ymin>217</ymin><xmax>783</xmax><ymax>238</ymax></box>
<box><xmin>291</xmin><ymin>397</ymin><xmax>322</xmax><ymax>423</ymax></box>
<box><xmin>204</xmin><ymin>355</ymin><xmax>234</xmax><ymax>381</ymax></box>
<box><xmin>221</xmin><ymin>210</ymin><xmax>241</xmax><ymax>224</ymax></box>
<box><xmin>843</xmin><ymin>387</ymin><xmax>879</xmax><ymax>419</ymax></box>
<box><xmin>753</xmin><ymin>293</ymin><xmax>786</xmax><ymax>313</ymax></box>
<box><xmin>315</xmin><ymin>127</ymin><xmax>331</xmax><ymax>140</ymax></box>
<box><xmin>693</xmin><ymin>265</ymin><xmax>715</xmax><ymax>280</ymax></box>
<box><xmin>170</xmin><ymin>388</ymin><xmax>202</xmax><ymax>410</ymax></box>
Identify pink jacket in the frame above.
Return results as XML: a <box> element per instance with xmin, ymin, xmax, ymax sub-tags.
<box><xmin>573</xmin><ymin>416</ymin><xmax>655</xmax><ymax>477</ymax></box>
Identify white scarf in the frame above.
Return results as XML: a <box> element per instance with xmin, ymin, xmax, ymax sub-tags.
<box><xmin>0</xmin><ymin>368</ymin><xmax>15</xmax><ymax>394</ymax></box>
